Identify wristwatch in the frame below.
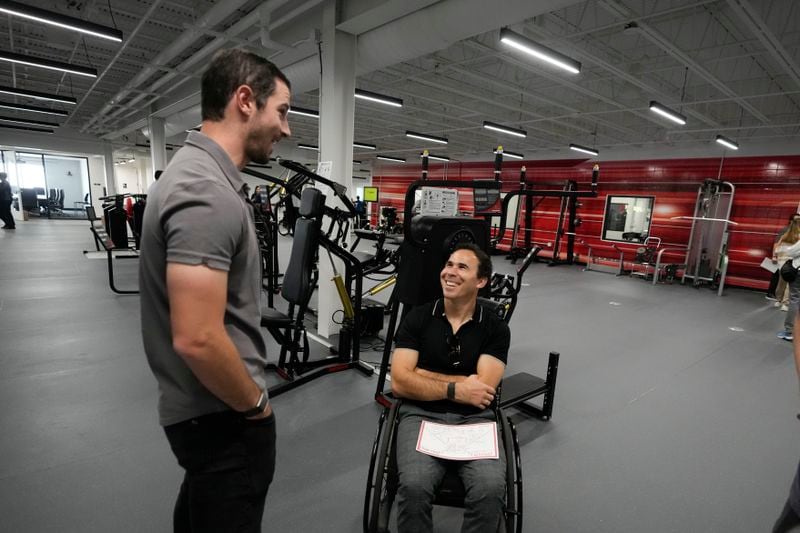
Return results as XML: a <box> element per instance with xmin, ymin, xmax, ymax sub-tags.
<box><xmin>447</xmin><ymin>382</ymin><xmax>456</xmax><ymax>401</ymax></box>
<box><xmin>242</xmin><ymin>390</ymin><xmax>267</xmax><ymax>418</ymax></box>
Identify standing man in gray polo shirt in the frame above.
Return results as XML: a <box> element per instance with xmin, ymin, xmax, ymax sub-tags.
<box><xmin>139</xmin><ymin>48</ymin><xmax>291</xmax><ymax>532</ymax></box>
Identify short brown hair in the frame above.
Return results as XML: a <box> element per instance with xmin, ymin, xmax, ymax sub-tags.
<box><xmin>201</xmin><ymin>49</ymin><xmax>291</xmax><ymax>121</ymax></box>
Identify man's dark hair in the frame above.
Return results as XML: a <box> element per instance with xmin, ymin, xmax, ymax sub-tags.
<box><xmin>453</xmin><ymin>242</ymin><xmax>492</xmax><ymax>280</ymax></box>
<box><xmin>201</xmin><ymin>49</ymin><xmax>291</xmax><ymax>121</ymax></box>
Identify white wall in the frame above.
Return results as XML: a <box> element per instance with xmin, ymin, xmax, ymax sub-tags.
<box><xmin>87</xmin><ymin>156</ymin><xmax>109</xmax><ymax>216</ymax></box>
<box><xmin>113</xmin><ymin>156</ymin><xmax>152</xmax><ymax>194</ymax></box>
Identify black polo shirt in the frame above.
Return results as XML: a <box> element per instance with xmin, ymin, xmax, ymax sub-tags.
<box><xmin>394</xmin><ymin>299</ymin><xmax>510</xmax><ymax>414</ymax></box>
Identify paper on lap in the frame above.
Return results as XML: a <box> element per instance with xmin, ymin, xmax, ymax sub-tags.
<box><xmin>415</xmin><ymin>420</ymin><xmax>499</xmax><ymax>460</ymax></box>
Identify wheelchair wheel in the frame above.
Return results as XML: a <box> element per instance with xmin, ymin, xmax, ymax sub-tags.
<box><xmin>500</xmin><ymin>412</ymin><xmax>523</xmax><ymax>533</ymax></box>
<box><xmin>364</xmin><ymin>402</ymin><xmax>399</xmax><ymax>533</ymax></box>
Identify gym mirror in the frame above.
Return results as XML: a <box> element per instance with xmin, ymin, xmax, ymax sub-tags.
<box><xmin>601</xmin><ymin>195</ymin><xmax>655</xmax><ymax>243</ymax></box>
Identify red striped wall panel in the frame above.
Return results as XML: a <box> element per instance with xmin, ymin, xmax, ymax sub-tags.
<box><xmin>371</xmin><ymin>155</ymin><xmax>800</xmax><ymax>290</ymax></box>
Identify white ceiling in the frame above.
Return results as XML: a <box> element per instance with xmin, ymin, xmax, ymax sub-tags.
<box><xmin>0</xmin><ymin>0</ymin><xmax>798</xmax><ymax>163</ymax></box>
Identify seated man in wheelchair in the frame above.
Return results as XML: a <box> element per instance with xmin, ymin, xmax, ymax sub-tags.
<box><xmin>390</xmin><ymin>242</ymin><xmax>510</xmax><ymax>533</ymax></box>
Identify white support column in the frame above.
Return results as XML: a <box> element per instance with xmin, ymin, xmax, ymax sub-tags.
<box><xmin>316</xmin><ymin>0</ymin><xmax>356</xmax><ymax>338</ymax></box>
<box><xmin>102</xmin><ymin>141</ymin><xmax>117</xmax><ymax>196</ymax></box>
<box><xmin>148</xmin><ymin>113</ymin><xmax>168</xmax><ymax>182</ymax></box>
<box><xmin>137</xmin><ymin>156</ymin><xmax>150</xmax><ymax>193</ymax></box>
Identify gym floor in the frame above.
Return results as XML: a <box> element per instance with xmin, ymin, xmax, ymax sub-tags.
<box><xmin>0</xmin><ymin>219</ymin><xmax>796</xmax><ymax>532</ymax></box>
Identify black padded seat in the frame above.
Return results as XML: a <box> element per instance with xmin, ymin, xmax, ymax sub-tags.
<box><xmin>351</xmin><ymin>250</ymin><xmax>376</xmax><ymax>265</ymax></box>
<box><xmin>261</xmin><ymin>306</ymin><xmax>292</xmax><ymax>327</ymax></box>
<box><xmin>261</xmin><ymin>187</ymin><xmax>325</xmax><ymax>379</ymax></box>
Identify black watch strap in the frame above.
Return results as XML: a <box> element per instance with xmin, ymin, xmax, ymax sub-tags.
<box><xmin>242</xmin><ymin>390</ymin><xmax>267</xmax><ymax>418</ymax></box>
<box><xmin>447</xmin><ymin>382</ymin><xmax>456</xmax><ymax>401</ymax></box>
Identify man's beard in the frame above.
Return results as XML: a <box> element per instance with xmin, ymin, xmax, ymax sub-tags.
<box><xmin>244</xmin><ymin>125</ymin><xmax>273</xmax><ymax>165</ymax></box>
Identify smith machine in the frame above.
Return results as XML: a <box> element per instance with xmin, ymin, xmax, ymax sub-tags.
<box><xmin>494</xmin><ymin>160</ymin><xmax>600</xmax><ymax>266</ymax></box>
<box><xmin>372</xmin><ymin>150</ymin><xmax>600</xmax><ymax>418</ymax></box>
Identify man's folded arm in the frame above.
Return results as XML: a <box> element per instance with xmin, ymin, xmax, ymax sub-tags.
<box><xmin>391</xmin><ymin>348</ymin><xmax>448</xmax><ymax>401</ymax></box>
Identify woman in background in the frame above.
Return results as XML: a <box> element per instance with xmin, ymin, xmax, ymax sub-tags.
<box><xmin>776</xmin><ymin>218</ymin><xmax>800</xmax><ymax>341</ymax></box>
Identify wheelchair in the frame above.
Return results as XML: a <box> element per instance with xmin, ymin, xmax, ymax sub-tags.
<box><xmin>363</xmin><ymin>399</ymin><xmax>522</xmax><ymax>533</ymax></box>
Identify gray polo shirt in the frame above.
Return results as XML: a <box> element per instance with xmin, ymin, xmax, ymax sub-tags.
<box><xmin>139</xmin><ymin>131</ymin><xmax>267</xmax><ymax>426</ymax></box>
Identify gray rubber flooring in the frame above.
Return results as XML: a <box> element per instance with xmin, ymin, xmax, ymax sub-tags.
<box><xmin>0</xmin><ymin>218</ymin><xmax>797</xmax><ymax>532</ymax></box>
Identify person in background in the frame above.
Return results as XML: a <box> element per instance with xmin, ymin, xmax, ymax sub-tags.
<box><xmin>0</xmin><ymin>172</ymin><xmax>15</xmax><ymax>229</ymax></box>
<box><xmin>251</xmin><ymin>185</ymin><xmax>263</xmax><ymax>206</ymax></box>
<box><xmin>772</xmin><ymin>315</ymin><xmax>800</xmax><ymax>532</ymax></box>
<box><xmin>354</xmin><ymin>195</ymin><xmax>366</xmax><ymax>229</ymax></box>
<box><xmin>769</xmin><ymin>214</ymin><xmax>800</xmax><ymax>303</ymax></box>
<box><xmin>776</xmin><ymin>218</ymin><xmax>800</xmax><ymax>341</ymax></box>
<box><xmin>138</xmin><ymin>48</ymin><xmax>291</xmax><ymax>532</ymax></box>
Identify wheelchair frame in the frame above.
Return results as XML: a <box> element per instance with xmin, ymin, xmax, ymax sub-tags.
<box><xmin>363</xmin><ymin>400</ymin><xmax>523</xmax><ymax>533</ymax></box>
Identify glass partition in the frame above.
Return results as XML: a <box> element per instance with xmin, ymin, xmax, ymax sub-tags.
<box><xmin>1</xmin><ymin>150</ymin><xmax>91</xmax><ymax>219</ymax></box>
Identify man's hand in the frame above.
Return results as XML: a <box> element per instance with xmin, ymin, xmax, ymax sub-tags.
<box><xmin>454</xmin><ymin>374</ymin><xmax>495</xmax><ymax>409</ymax></box>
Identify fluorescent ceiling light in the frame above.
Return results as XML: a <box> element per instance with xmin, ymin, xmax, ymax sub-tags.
<box><xmin>0</xmin><ymin>50</ymin><xmax>97</xmax><ymax>78</ymax></box>
<box><xmin>569</xmin><ymin>143</ymin><xmax>599</xmax><ymax>156</ymax></box>
<box><xmin>420</xmin><ymin>153</ymin><xmax>450</xmax><ymax>162</ymax></box>
<box><xmin>0</xmin><ymin>101</ymin><xmax>69</xmax><ymax>116</ymax></box>
<box><xmin>0</xmin><ymin>115</ymin><xmax>59</xmax><ymax>127</ymax></box>
<box><xmin>297</xmin><ymin>143</ymin><xmax>319</xmax><ymax>151</ymax></box>
<box><xmin>483</xmin><ymin>121</ymin><xmax>527</xmax><ymax>138</ymax></box>
<box><xmin>0</xmin><ymin>85</ymin><xmax>76</xmax><ymax>104</ymax></box>
<box><xmin>354</xmin><ymin>142</ymin><xmax>377</xmax><ymax>150</ymax></box>
<box><xmin>496</xmin><ymin>149</ymin><xmax>523</xmax><ymax>160</ymax></box>
<box><xmin>376</xmin><ymin>155</ymin><xmax>406</xmax><ymax>163</ymax></box>
<box><xmin>499</xmin><ymin>28</ymin><xmax>581</xmax><ymax>75</ymax></box>
<box><xmin>352</xmin><ymin>160</ymin><xmax>362</xmax><ymax>165</ymax></box>
<box><xmin>355</xmin><ymin>89</ymin><xmax>403</xmax><ymax>108</ymax></box>
<box><xmin>715</xmin><ymin>134</ymin><xmax>739</xmax><ymax>150</ymax></box>
<box><xmin>406</xmin><ymin>130</ymin><xmax>448</xmax><ymax>144</ymax></box>
<box><xmin>0</xmin><ymin>0</ymin><xmax>123</xmax><ymax>42</ymax></box>
<box><xmin>0</xmin><ymin>123</ymin><xmax>53</xmax><ymax>134</ymax></box>
<box><xmin>649</xmin><ymin>101</ymin><xmax>686</xmax><ymax>125</ymax></box>
<box><xmin>288</xmin><ymin>106</ymin><xmax>319</xmax><ymax>118</ymax></box>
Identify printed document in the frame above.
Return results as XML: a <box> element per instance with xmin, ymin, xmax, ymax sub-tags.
<box><xmin>415</xmin><ymin>420</ymin><xmax>499</xmax><ymax>460</ymax></box>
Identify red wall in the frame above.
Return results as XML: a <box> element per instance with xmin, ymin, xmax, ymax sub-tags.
<box><xmin>371</xmin><ymin>155</ymin><xmax>800</xmax><ymax>290</ymax></box>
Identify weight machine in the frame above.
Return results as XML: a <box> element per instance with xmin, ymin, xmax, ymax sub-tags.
<box><xmin>244</xmin><ymin>161</ymin><xmax>377</xmax><ymax>396</ymax></box>
<box><xmin>677</xmin><ymin>179</ymin><xmax>736</xmax><ymax>295</ymax></box>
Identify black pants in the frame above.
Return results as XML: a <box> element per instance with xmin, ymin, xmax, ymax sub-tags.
<box><xmin>774</xmin><ymin>459</ymin><xmax>800</xmax><ymax>533</ymax></box>
<box><xmin>164</xmin><ymin>410</ymin><xmax>276</xmax><ymax>533</ymax></box>
<box><xmin>769</xmin><ymin>269</ymin><xmax>781</xmax><ymax>296</ymax></box>
<box><xmin>0</xmin><ymin>201</ymin><xmax>14</xmax><ymax>227</ymax></box>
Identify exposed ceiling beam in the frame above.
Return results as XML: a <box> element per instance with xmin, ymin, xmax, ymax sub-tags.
<box><xmin>524</xmin><ymin>19</ymin><xmax>723</xmax><ymax>128</ymax></box>
<box><xmin>62</xmin><ymin>0</ymin><xmax>167</xmax><ymax>127</ymax></box>
<box><xmin>562</xmin><ymin>0</ymin><xmax>719</xmax><ymax>40</ymax></box>
<box><xmin>726</xmin><ymin>0</ymin><xmax>800</xmax><ymax>90</ymax></box>
<box><xmin>464</xmin><ymin>38</ymin><xmax>678</xmax><ymax>133</ymax></box>
<box><xmin>598</xmin><ymin>0</ymin><xmax>770</xmax><ymax>124</ymax></box>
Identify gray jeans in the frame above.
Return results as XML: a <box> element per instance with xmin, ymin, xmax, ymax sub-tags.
<box><xmin>395</xmin><ymin>402</ymin><xmax>506</xmax><ymax>533</ymax></box>
<box><xmin>785</xmin><ymin>279</ymin><xmax>800</xmax><ymax>333</ymax></box>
